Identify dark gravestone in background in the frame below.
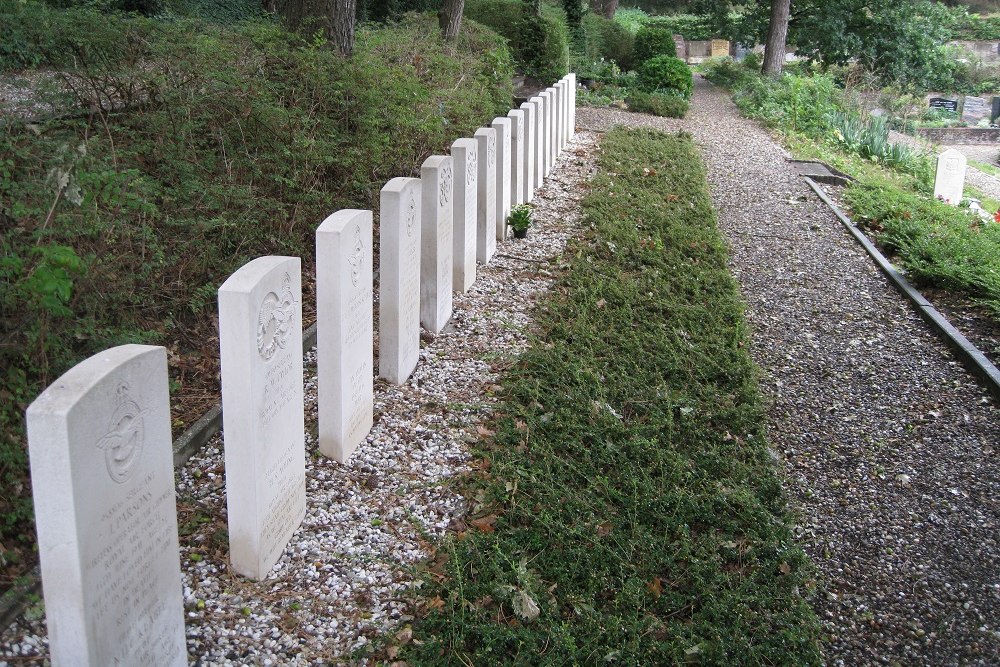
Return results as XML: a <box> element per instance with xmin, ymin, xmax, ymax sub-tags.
<box><xmin>929</xmin><ymin>98</ymin><xmax>959</xmax><ymax>113</ymax></box>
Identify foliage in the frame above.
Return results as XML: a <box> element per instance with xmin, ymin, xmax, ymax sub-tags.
<box><xmin>466</xmin><ymin>0</ymin><xmax>570</xmax><ymax>82</ymax></box>
<box><xmin>641</xmin><ymin>12</ymin><xmax>715</xmax><ymax>40</ymax></box>
<box><xmin>612</xmin><ymin>6</ymin><xmax>647</xmax><ymax>34</ymax></box>
<box><xmin>162</xmin><ymin>0</ymin><xmax>264</xmax><ymax>23</ymax></box>
<box><xmin>828</xmin><ymin>111</ymin><xmax>932</xmax><ymax>183</ymax></box>
<box><xmin>700</xmin><ymin>55</ymin><xmax>755</xmax><ymax>88</ymax></box>
<box><xmin>636</xmin><ymin>54</ymin><xmax>692</xmax><ymax>98</ymax></box>
<box><xmin>402</xmin><ymin>127</ymin><xmax>823</xmax><ymax>665</ymax></box>
<box><xmin>728</xmin><ymin>70</ymin><xmax>840</xmax><ymax>137</ymax></box>
<box><xmin>0</xmin><ymin>4</ymin><xmax>512</xmax><ymax>567</ymax></box>
<box><xmin>625</xmin><ymin>89</ymin><xmax>688</xmax><ymax>116</ymax></box>
<box><xmin>580</xmin><ymin>11</ymin><xmax>634</xmax><ymax>70</ymax></box>
<box><xmin>632</xmin><ymin>26</ymin><xmax>677</xmax><ymax>65</ymax></box>
<box><xmin>561</xmin><ymin>0</ymin><xmax>584</xmax><ymax>28</ymax></box>
<box><xmin>506</xmin><ymin>203</ymin><xmax>532</xmax><ymax>231</ymax></box>
<box><xmin>846</xmin><ymin>183</ymin><xmax>1000</xmax><ymax>316</ymax></box>
<box><xmin>43</xmin><ymin>0</ymin><xmax>165</xmax><ymax>14</ymax></box>
<box><xmin>949</xmin><ymin>9</ymin><xmax>1000</xmax><ymax>40</ymax></box>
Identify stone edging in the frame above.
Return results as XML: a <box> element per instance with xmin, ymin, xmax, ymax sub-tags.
<box><xmin>805</xmin><ymin>177</ymin><xmax>1000</xmax><ymax>402</ymax></box>
<box><xmin>0</xmin><ymin>322</ymin><xmax>321</xmax><ymax>633</ymax></box>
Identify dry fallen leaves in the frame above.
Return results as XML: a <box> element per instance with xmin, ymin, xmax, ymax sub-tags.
<box><xmin>779</xmin><ymin>561</ymin><xmax>792</xmax><ymax>575</ymax></box>
<box><xmin>470</xmin><ymin>515</ymin><xmax>498</xmax><ymax>533</ymax></box>
<box><xmin>647</xmin><ymin>577</ymin><xmax>663</xmax><ymax>599</ymax></box>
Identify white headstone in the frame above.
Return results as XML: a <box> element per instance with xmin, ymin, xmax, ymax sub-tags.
<box><xmin>519</xmin><ymin>102</ymin><xmax>536</xmax><ymax>202</ymax></box>
<box><xmin>934</xmin><ymin>148</ymin><xmax>967</xmax><ymax>205</ymax></box>
<box><xmin>558</xmin><ymin>80</ymin><xmax>567</xmax><ymax>152</ymax></box>
<box><xmin>420</xmin><ymin>155</ymin><xmax>454</xmax><ymax>333</ymax></box>
<box><xmin>475</xmin><ymin>127</ymin><xmax>497</xmax><ymax>263</ymax></box>
<box><xmin>27</xmin><ymin>345</ymin><xmax>186</xmax><ymax>666</ymax></box>
<box><xmin>528</xmin><ymin>96</ymin><xmax>545</xmax><ymax>190</ymax></box>
<box><xmin>507</xmin><ymin>109</ymin><xmax>525</xmax><ymax>207</ymax></box>
<box><xmin>378</xmin><ymin>177</ymin><xmax>422</xmax><ymax>385</ymax></box>
<box><xmin>317</xmin><ymin>209</ymin><xmax>374</xmax><ymax>463</ymax></box>
<box><xmin>219</xmin><ymin>255</ymin><xmax>306</xmax><ymax>580</ymax></box>
<box><xmin>540</xmin><ymin>90</ymin><xmax>553</xmax><ymax>177</ymax></box>
<box><xmin>451</xmin><ymin>138</ymin><xmax>477</xmax><ymax>292</ymax></box>
<box><xmin>569</xmin><ymin>73</ymin><xmax>576</xmax><ymax>140</ymax></box>
<box><xmin>553</xmin><ymin>82</ymin><xmax>564</xmax><ymax>155</ymax></box>
<box><xmin>491</xmin><ymin>117</ymin><xmax>512</xmax><ymax>242</ymax></box>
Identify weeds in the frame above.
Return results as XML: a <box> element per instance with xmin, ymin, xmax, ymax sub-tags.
<box><xmin>401</xmin><ymin>128</ymin><xmax>822</xmax><ymax>665</ymax></box>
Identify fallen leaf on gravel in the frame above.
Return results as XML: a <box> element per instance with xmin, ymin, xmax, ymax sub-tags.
<box><xmin>477</xmin><ymin>426</ymin><xmax>495</xmax><ymax>437</ymax></box>
<box><xmin>470</xmin><ymin>515</ymin><xmax>498</xmax><ymax>533</ymax></box>
<box><xmin>396</xmin><ymin>626</ymin><xmax>413</xmax><ymax>645</ymax></box>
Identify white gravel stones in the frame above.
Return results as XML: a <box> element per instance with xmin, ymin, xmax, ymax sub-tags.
<box><xmin>579</xmin><ymin>80</ymin><xmax>1000</xmax><ymax>665</ymax></box>
<box><xmin>0</xmin><ymin>131</ymin><xmax>598</xmax><ymax>665</ymax></box>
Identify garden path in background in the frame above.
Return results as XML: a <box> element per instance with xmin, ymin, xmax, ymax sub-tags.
<box><xmin>579</xmin><ymin>80</ymin><xmax>1000</xmax><ymax>666</ymax></box>
<box><xmin>888</xmin><ymin>128</ymin><xmax>1000</xmax><ymax>201</ymax></box>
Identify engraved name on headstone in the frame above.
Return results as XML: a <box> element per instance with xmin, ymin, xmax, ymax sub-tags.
<box><xmin>475</xmin><ymin>127</ymin><xmax>497</xmax><ymax>263</ymax></box>
<box><xmin>420</xmin><ymin>155</ymin><xmax>454</xmax><ymax>333</ymax></box>
<box><xmin>27</xmin><ymin>345</ymin><xmax>186</xmax><ymax>666</ymax></box>
<box><xmin>219</xmin><ymin>255</ymin><xmax>306</xmax><ymax>580</ymax></box>
<box><xmin>378</xmin><ymin>177</ymin><xmax>422</xmax><ymax>385</ymax></box>
<box><xmin>451</xmin><ymin>138</ymin><xmax>478</xmax><ymax>292</ymax></box>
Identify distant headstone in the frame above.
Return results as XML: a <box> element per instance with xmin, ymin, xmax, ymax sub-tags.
<box><xmin>451</xmin><ymin>138</ymin><xmax>478</xmax><ymax>292</ymax></box>
<box><xmin>420</xmin><ymin>155</ymin><xmax>454</xmax><ymax>333</ymax></box>
<box><xmin>929</xmin><ymin>97</ymin><xmax>959</xmax><ymax>113</ymax></box>
<box><xmin>27</xmin><ymin>345</ymin><xmax>186</xmax><ymax>666</ymax></box>
<box><xmin>507</xmin><ymin>109</ymin><xmax>525</xmax><ymax>206</ymax></box>
<box><xmin>378</xmin><ymin>177</ymin><xmax>422</xmax><ymax>385</ymax></box>
<box><xmin>568</xmin><ymin>73</ymin><xmax>576</xmax><ymax>141</ymax></box>
<box><xmin>992</xmin><ymin>97</ymin><xmax>1000</xmax><ymax>124</ymax></box>
<box><xmin>519</xmin><ymin>101</ymin><xmax>536</xmax><ymax>202</ymax></box>
<box><xmin>554</xmin><ymin>82</ymin><xmax>565</xmax><ymax>155</ymax></box>
<box><xmin>475</xmin><ymin>127</ymin><xmax>497</xmax><ymax>263</ymax></box>
<box><xmin>672</xmin><ymin>34</ymin><xmax>685</xmax><ymax>60</ymax></box>
<box><xmin>219</xmin><ymin>255</ymin><xmax>306</xmax><ymax>580</ymax></box>
<box><xmin>962</xmin><ymin>95</ymin><xmax>989</xmax><ymax>123</ymax></box>
<box><xmin>711</xmin><ymin>39</ymin><xmax>730</xmax><ymax>57</ymax></box>
<box><xmin>529</xmin><ymin>96</ymin><xmax>545</xmax><ymax>190</ymax></box>
<box><xmin>540</xmin><ymin>90</ymin><xmax>553</xmax><ymax>177</ymax></box>
<box><xmin>934</xmin><ymin>148</ymin><xmax>967</xmax><ymax>205</ymax></box>
<box><xmin>317</xmin><ymin>209</ymin><xmax>374</xmax><ymax>463</ymax></box>
<box><xmin>491</xmin><ymin>117</ymin><xmax>512</xmax><ymax>242</ymax></box>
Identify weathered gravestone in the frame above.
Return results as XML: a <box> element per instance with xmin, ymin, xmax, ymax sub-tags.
<box><xmin>378</xmin><ymin>177</ymin><xmax>422</xmax><ymax>385</ymax></box>
<box><xmin>451</xmin><ymin>138</ymin><xmax>478</xmax><ymax>292</ymax></box>
<box><xmin>491</xmin><ymin>117</ymin><xmax>512</xmax><ymax>242</ymax></box>
<box><xmin>318</xmin><ymin>209</ymin><xmax>374</xmax><ymax>463</ymax></box>
<box><xmin>475</xmin><ymin>127</ymin><xmax>497</xmax><ymax>263</ymax></box>
<box><xmin>219</xmin><ymin>256</ymin><xmax>306</xmax><ymax>580</ymax></box>
<box><xmin>529</xmin><ymin>96</ymin><xmax>545</xmax><ymax>189</ymax></box>
<box><xmin>420</xmin><ymin>155</ymin><xmax>454</xmax><ymax>333</ymax></box>
<box><xmin>929</xmin><ymin>97</ymin><xmax>959</xmax><ymax>114</ymax></box>
<box><xmin>539</xmin><ymin>90</ymin><xmax>553</xmax><ymax>177</ymax></box>
<box><xmin>962</xmin><ymin>95</ymin><xmax>989</xmax><ymax>123</ymax></box>
<box><xmin>934</xmin><ymin>148</ymin><xmax>967</xmax><ymax>205</ymax></box>
<box><xmin>519</xmin><ymin>101</ymin><xmax>536</xmax><ymax>202</ymax></box>
<box><xmin>27</xmin><ymin>344</ymin><xmax>186</xmax><ymax>666</ymax></box>
<box><xmin>507</xmin><ymin>109</ymin><xmax>525</xmax><ymax>207</ymax></box>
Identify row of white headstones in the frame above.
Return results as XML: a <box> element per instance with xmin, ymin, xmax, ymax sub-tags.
<box><xmin>23</xmin><ymin>75</ymin><xmax>577</xmax><ymax>666</ymax></box>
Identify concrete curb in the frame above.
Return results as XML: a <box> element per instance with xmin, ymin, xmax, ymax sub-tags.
<box><xmin>805</xmin><ymin>177</ymin><xmax>1000</xmax><ymax>402</ymax></box>
<box><xmin>0</xmin><ymin>322</ymin><xmax>320</xmax><ymax>632</ymax></box>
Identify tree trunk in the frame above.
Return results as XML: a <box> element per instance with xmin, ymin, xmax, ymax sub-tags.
<box><xmin>328</xmin><ymin>0</ymin><xmax>357</xmax><ymax>56</ymax></box>
<box><xmin>588</xmin><ymin>0</ymin><xmax>617</xmax><ymax>20</ymax></box>
<box><xmin>439</xmin><ymin>0</ymin><xmax>464</xmax><ymax>41</ymax></box>
<box><xmin>262</xmin><ymin>0</ymin><xmax>276</xmax><ymax>13</ymax></box>
<box><xmin>762</xmin><ymin>0</ymin><xmax>791</xmax><ymax>77</ymax></box>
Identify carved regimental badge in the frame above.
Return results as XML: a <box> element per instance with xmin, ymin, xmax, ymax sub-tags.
<box><xmin>348</xmin><ymin>223</ymin><xmax>365</xmax><ymax>287</ymax></box>
<box><xmin>257</xmin><ymin>272</ymin><xmax>298</xmax><ymax>361</ymax></box>
<box><xmin>439</xmin><ymin>164</ymin><xmax>452</xmax><ymax>206</ymax></box>
<box><xmin>466</xmin><ymin>152</ymin><xmax>477</xmax><ymax>185</ymax></box>
<box><xmin>405</xmin><ymin>190</ymin><xmax>417</xmax><ymax>238</ymax></box>
<box><xmin>96</xmin><ymin>383</ymin><xmax>146</xmax><ymax>484</ymax></box>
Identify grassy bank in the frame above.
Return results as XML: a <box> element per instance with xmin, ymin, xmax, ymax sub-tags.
<box><xmin>399</xmin><ymin>128</ymin><xmax>822</xmax><ymax>664</ymax></box>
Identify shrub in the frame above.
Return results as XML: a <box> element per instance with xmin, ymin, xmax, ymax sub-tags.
<box><xmin>701</xmin><ymin>56</ymin><xmax>754</xmax><ymax>88</ymax></box>
<box><xmin>625</xmin><ymin>90</ymin><xmax>688</xmax><ymax>117</ymax></box>
<box><xmin>581</xmin><ymin>12</ymin><xmax>634</xmax><ymax>70</ymax></box>
<box><xmin>636</xmin><ymin>54</ymin><xmax>692</xmax><ymax>98</ymax></box>
<box><xmin>641</xmin><ymin>13</ymin><xmax>715</xmax><ymax>40</ymax></box>
<box><xmin>632</xmin><ymin>26</ymin><xmax>676</xmax><ymax>66</ymax></box>
<box><xmin>465</xmin><ymin>0</ymin><xmax>569</xmax><ymax>82</ymax></box>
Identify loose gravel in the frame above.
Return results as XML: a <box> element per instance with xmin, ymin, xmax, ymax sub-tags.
<box><xmin>580</xmin><ymin>79</ymin><xmax>1000</xmax><ymax>666</ymax></box>
<box><xmin>0</xmin><ymin>134</ymin><xmax>600</xmax><ymax>665</ymax></box>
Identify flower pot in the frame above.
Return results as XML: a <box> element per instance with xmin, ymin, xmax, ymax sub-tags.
<box><xmin>512</xmin><ymin>227</ymin><xmax>528</xmax><ymax>239</ymax></box>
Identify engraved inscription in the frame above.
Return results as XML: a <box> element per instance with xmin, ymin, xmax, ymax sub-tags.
<box><xmin>466</xmin><ymin>152</ymin><xmax>477</xmax><ymax>185</ymax></box>
<box><xmin>256</xmin><ymin>273</ymin><xmax>297</xmax><ymax>361</ymax></box>
<box><xmin>344</xmin><ymin>287</ymin><xmax>369</xmax><ymax>348</ymax></box>
<box><xmin>259</xmin><ymin>440</ymin><xmax>302</xmax><ymax>558</ymax></box>
<box><xmin>487</xmin><ymin>134</ymin><xmax>496</xmax><ymax>167</ymax></box>
<box><xmin>348</xmin><ymin>223</ymin><xmax>364</xmax><ymax>288</ymax></box>
<box><xmin>346</xmin><ymin>361</ymin><xmax>372</xmax><ymax>439</ymax></box>
<box><xmin>258</xmin><ymin>350</ymin><xmax>296</xmax><ymax>427</ymax></box>
<box><xmin>405</xmin><ymin>190</ymin><xmax>417</xmax><ymax>238</ymax></box>
<box><xmin>95</xmin><ymin>383</ymin><xmax>146</xmax><ymax>484</ymax></box>
<box><xmin>439</xmin><ymin>164</ymin><xmax>452</xmax><ymax>206</ymax></box>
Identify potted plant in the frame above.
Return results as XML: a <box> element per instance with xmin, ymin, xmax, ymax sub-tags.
<box><xmin>507</xmin><ymin>203</ymin><xmax>532</xmax><ymax>239</ymax></box>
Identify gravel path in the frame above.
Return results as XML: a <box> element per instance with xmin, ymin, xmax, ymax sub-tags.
<box><xmin>0</xmin><ymin>135</ymin><xmax>600</xmax><ymax>665</ymax></box>
<box><xmin>888</xmin><ymin>129</ymin><xmax>1000</xmax><ymax>202</ymax></box>
<box><xmin>581</xmin><ymin>80</ymin><xmax>1000</xmax><ymax>666</ymax></box>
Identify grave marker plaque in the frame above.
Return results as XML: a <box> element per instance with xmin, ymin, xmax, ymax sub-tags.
<box><xmin>378</xmin><ymin>177</ymin><xmax>422</xmax><ymax>385</ymax></box>
<box><xmin>933</xmin><ymin>148</ymin><xmax>967</xmax><ymax>206</ymax></box>
<box><xmin>420</xmin><ymin>155</ymin><xmax>454</xmax><ymax>332</ymax></box>
<box><xmin>27</xmin><ymin>345</ymin><xmax>186</xmax><ymax>666</ymax></box>
<box><xmin>318</xmin><ymin>209</ymin><xmax>374</xmax><ymax>463</ymax></box>
<box><xmin>928</xmin><ymin>97</ymin><xmax>959</xmax><ymax>113</ymax></box>
<box><xmin>219</xmin><ymin>255</ymin><xmax>306</xmax><ymax>580</ymax></box>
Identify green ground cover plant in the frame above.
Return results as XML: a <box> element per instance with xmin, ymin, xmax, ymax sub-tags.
<box><xmin>624</xmin><ymin>89</ymin><xmax>688</xmax><ymax>117</ymax></box>
<box><xmin>399</xmin><ymin>127</ymin><xmax>822</xmax><ymax>665</ymax></box>
<box><xmin>0</xmin><ymin>3</ymin><xmax>512</xmax><ymax>579</ymax></box>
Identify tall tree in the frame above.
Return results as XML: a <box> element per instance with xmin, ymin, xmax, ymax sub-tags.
<box><xmin>328</xmin><ymin>0</ymin><xmax>357</xmax><ymax>55</ymax></box>
<box><xmin>439</xmin><ymin>0</ymin><xmax>464</xmax><ymax>40</ymax></box>
<box><xmin>762</xmin><ymin>0</ymin><xmax>790</xmax><ymax>77</ymax></box>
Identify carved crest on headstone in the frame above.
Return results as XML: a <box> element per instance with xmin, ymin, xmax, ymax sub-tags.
<box><xmin>405</xmin><ymin>190</ymin><xmax>417</xmax><ymax>237</ymax></box>
<box><xmin>256</xmin><ymin>272</ymin><xmax>298</xmax><ymax>361</ymax></box>
<box><xmin>439</xmin><ymin>164</ymin><xmax>452</xmax><ymax>206</ymax></box>
<box><xmin>467</xmin><ymin>152</ymin><xmax>477</xmax><ymax>185</ymax></box>
<box><xmin>95</xmin><ymin>382</ymin><xmax>146</xmax><ymax>484</ymax></box>
<box><xmin>348</xmin><ymin>223</ymin><xmax>365</xmax><ymax>287</ymax></box>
